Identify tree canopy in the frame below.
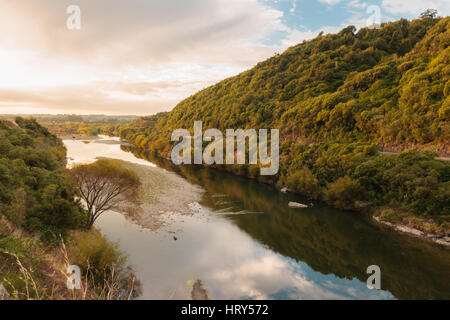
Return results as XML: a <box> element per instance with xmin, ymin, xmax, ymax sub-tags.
<box><xmin>121</xmin><ymin>17</ymin><xmax>449</xmax><ymax>154</ymax></box>
<box><xmin>0</xmin><ymin>118</ymin><xmax>84</xmax><ymax>241</ymax></box>
<box><xmin>70</xmin><ymin>159</ymin><xmax>140</xmax><ymax>228</ymax></box>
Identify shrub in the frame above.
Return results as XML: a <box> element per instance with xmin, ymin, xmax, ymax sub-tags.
<box><xmin>324</xmin><ymin>176</ymin><xmax>364</xmax><ymax>210</ymax></box>
<box><xmin>378</xmin><ymin>208</ymin><xmax>398</xmax><ymax>223</ymax></box>
<box><xmin>286</xmin><ymin>167</ymin><xmax>321</xmax><ymax>199</ymax></box>
<box><xmin>68</xmin><ymin>229</ymin><xmax>126</xmax><ymax>283</ymax></box>
<box><xmin>67</xmin><ymin>229</ymin><xmax>141</xmax><ymax>299</ymax></box>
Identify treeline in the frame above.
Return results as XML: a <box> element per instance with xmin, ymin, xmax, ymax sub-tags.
<box><xmin>0</xmin><ymin>114</ymin><xmax>138</xmax><ymax>137</ymax></box>
<box><xmin>118</xmin><ymin>16</ymin><xmax>450</xmax><ymax>231</ymax></box>
<box><xmin>43</xmin><ymin>122</ymin><xmax>122</xmax><ymax>137</ymax></box>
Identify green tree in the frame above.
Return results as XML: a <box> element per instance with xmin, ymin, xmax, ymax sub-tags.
<box><xmin>324</xmin><ymin>176</ymin><xmax>364</xmax><ymax>210</ymax></box>
<box><xmin>70</xmin><ymin>160</ymin><xmax>140</xmax><ymax>228</ymax></box>
<box><xmin>286</xmin><ymin>167</ymin><xmax>320</xmax><ymax>199</ymax></box>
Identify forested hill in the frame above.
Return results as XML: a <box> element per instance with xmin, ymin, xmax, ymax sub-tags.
<box><xmin>118</xmin><ymin>16</ymin><xmax>449</xmax><ymax>232</ymax></box>
<box><xmin>0</xmin><ymin>118</ymin><xmax>84</xmax><ymax>241</ymax></box>
<box><xmin>121</xmin><ymin>16</ymin><xmax>449</xmax><ymax>155</ymax></box>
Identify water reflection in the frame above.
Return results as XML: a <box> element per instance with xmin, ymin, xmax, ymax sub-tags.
<box><xmin>97</xmin><ymin>208</ymin><xmax>393</xmax><ymax>300</ymax></box>
<box><xmin>62</xmin><ymin>138</ymin><xmax>450</xmax><ymax>299</ymax></box>
<box><xmin>126</xmin><ymin>148</ymin><xmax>450</xmax><ymax>300</ymax></box>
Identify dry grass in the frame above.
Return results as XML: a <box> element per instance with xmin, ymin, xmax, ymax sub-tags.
<box><xmin>1</xmin><ymin>225</ymin><xmax>140</xmax><ymax>300</ymax></box>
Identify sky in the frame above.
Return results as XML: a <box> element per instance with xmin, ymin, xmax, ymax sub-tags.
<box><xmin>0</xmin><ymin>0</ymin><xmax>448</xmax><ymax>116</ymax></box>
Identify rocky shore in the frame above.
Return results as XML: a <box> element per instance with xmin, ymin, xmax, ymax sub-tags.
<box><xmin>373</xmin><ymin>216</ymin><xmax>450</xmax><ymax>247</ymax></box>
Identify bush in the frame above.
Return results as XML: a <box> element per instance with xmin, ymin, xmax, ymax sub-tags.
<box><xmin>68</xmin><ymin>229</ymin><xmax>125</xmax><ymax>282</ymax></box>
<box><xmin>324</xmin><ymin>176</ymin><xmax>364</xmax><ymax>210</ymax></box>
<box><xmin>67</xmin><ymin>229</ymin><xmax>141</xmax><ymax>299</ymax></box>
<box><xmin>378</xmin><ymin>208</ymin><xmax>398</xmax><ymax>223</ymax></box>
<box><xmin>286</xmin><ymin>167</ymin><xmax>320</xmax><ymax>199</ymax></box>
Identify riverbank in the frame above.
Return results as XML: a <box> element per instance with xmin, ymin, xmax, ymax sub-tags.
<box><xmin>373</xmin><ymin>216</ymin><xmax>450</xmax><ymax>247</ymax></box>
<box><xmin>64</xmin><ymin>137</ymin><xmax>450</xmax><ymax>299</ymax></box>
<box><xmin>280</xmin><ymin>185</ymin><xmax>450</xmax><ymax>247</ymax></box>
<box><xmin>125</xmin><ymin>145</ymin><xmax>450</xmax><ymax>246</ymax></box>
<box><xmin>99</xmin><ymin>159</ymin><xmax>205</xmax><ymax>232</ymax></box>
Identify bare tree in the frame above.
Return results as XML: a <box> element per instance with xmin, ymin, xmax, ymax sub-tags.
<box><xmin>70</xmin><ymin>159</ymin><xmax>140</xmax><ymax>228</ymax></box>
<box><xmin>420</xmin><ymin>9</ymin><xmax>438</xmax><ymax>19</ymax></box>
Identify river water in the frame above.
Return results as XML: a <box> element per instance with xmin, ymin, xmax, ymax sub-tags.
<box><xmin>64</xmin><ymin>136</ymin><xmax>450</xmax><ymax>300</ymax></box>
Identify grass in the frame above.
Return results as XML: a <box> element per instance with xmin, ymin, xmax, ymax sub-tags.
<box><xmin>0</xmin><ymin>216</ymin><xmax>141</xmax><ymax>300</ymax></box>
<box><xmin>375</xmin><ymin>207</ymin><xmax>450</xmax><ymax>236</ymax></box>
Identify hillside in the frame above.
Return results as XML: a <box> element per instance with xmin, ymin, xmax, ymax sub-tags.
<box><xmin>0</xmin><ymin>118</ymin><xmax>84</xmax><ymax>239</ymax></box>
<box><xmin>121</xmin><ymin>16</ymin><xmax>449</xmax><ymax>153</ymax></box>
<box><xmin>119</xmin><ymin>16</ymin><xmax>450</xmax><ymax>234</ymax></box>
<box><xmin>0</xmin><ymin>118</ymin><xmax>141</xmax><ymax>299</ymax></box>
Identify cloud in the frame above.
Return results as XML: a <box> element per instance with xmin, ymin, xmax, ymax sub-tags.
<box><xmin>317</xmin><ymin>0</ymin><xmax>342</xmax><ymax>5</ymax></box>
<box><xmin>0</xmin><ymin>85</ymin><xmax>178</xmax><ymax>115</ymax></box>
<box><xmin>347</xmin><ymin>0</ymin><xmax>368</xmax><ymax>9</ymax></box>
<box><xmin>381</xmin><ymin>0</ymin><xmax>450</xmax><ymax>16</ymax></box>
<box><xmin>1</xmin><ymin>0</ymin><xmax>412</xmax><ymax>116</ymax></box>
<box><xmin>0</xmin><ymin>0</ymin><xmax>294</xmax><ymax>115</ymax></box>
<box><xmin>0</xmin><ymin>0</ymin><xmax>285</xmax><ymax>67</ymax></box>
<box><xmin>281</xmin><ymin>25</ymin><xmax>342</xmax><ymax>47</ymax></box>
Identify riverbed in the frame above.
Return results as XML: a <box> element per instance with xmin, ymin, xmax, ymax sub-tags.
<box><xmin>64</xmin><ymin>136</ymin><xmax>450</xmax><ymax>300</ymax></box>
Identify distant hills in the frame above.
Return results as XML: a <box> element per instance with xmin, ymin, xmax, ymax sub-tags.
<box><xmin>0</xmin><ymin>114</ymin><xmax>139</xmax><ymax>137</ymax></box>
<box><xmin>0</xmin><ymin>114</ymin><xmax>139</xmax><ymax>123</ymax></box>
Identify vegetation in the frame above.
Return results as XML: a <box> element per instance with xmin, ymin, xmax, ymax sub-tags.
<box><xmin>118</xmin><ymin>16</ymin><xmax>450</xmax><ymax>233</ymax></box>
<box><xmin>0</xmin><ymin>225</ymin><xmax>140</xmax><ymax>300</ymax></box>
<box><xmin>0</xmin><ymin>114</ymin><xmax>139</xmax><ymax>137</ymax></box>
<box><xmin>0</xmin><ymin>118</ymin><xmax>84</xmax><ymax>241</ymax></box>
<box><xmin>70</xmin><ymin>159</ymin><xmax>141</xmax><ymax>228</ymax></box>
<box><xmin>0</xmin><ymin>118</ymin><xmax>140</xmax><ymax>299</ymax></box>
<box><xmin>67</xmin><ymin>230</ymin><xmax>141</xmax><ymax>299</ymax></box>
<box><xmin>111</xmin><ymin>152</ymin><xmax>450</xmax><ymax>299</ymax></box>
<box><xmin>121</xmin><ymin>16</ymin><xmax>449</xmax><ymax>153</ymax></box>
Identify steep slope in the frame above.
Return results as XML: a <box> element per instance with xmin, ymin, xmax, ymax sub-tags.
<box><xmin>0</xmin><ymin>118</ymin><xmax>84</xmax><ymax>240</ymax></box>
<box><xmin>121</xmin><ymin>17</ymin><xmax>449</xmax><ymax>154</ymax></box>
<box><xmin>119</xmin><ymin>17</ymin><xmax>450</xmax><ymax>232</ymax></box>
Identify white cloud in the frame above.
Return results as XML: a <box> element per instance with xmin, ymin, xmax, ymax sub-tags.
<box><xmin>381</xmin><ymin>0</ymin><xmax>450</xmax><ymax>16</ymax></box>
<box><xmin>347</xmin><ymin>0</ymin><xmax>368</xmax><ymax>9</ymax></box>
<box><xmin>0</xmin><ymin>0</ymin><xmax>288</xmax><ymax>67</ymax></box>
<box><xmin>281</xmin><ymin>25</ymin><xmax>342</xmax><ymax>47</ymax></box>
<box><xmin>317</xmin><ymin>0</ymin><xmax>342</xmax><ymax>5</ymax></box>
<box><xmin>0</xmin><ymin>0</ymin><xmax>387</xmax><ymax>115</ymax></box>
<box><xmin>0</xmin><ymin>0</ymin><xmax>289</xmax><ymax>115</ymax></box>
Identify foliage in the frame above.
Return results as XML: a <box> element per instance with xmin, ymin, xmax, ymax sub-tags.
<box><xmin>0</xmin><ymin>225</ymin><xmax>140</xmax><ymax>300</ymax></box>
<box><xmin>282</xmin><ymin>167</ymin><xmax>320</xmax><ymax>199</ymax></box>
<box><xmin>117</xmin><ymin>17</ymin><xmax>450</xmax><ymax>221</ymax></box>
<box><xmin>67</xmin><ymin>229</ymin><xmax>141</xmax><ymax>299</ymax></box>
<box><xmin>68</xmin><ymin>230</ymin><xmax>125</xmax><ymax>278</ymax></box>
<box><xmin>66</xmin><ymin>230</ymin><xmax>141</xmax><ymax>299</ymax></box>
<box><xmin>0</xmin><ymin>114</ymin><xmax>139</xmax><ymax>137</ymax></box>
<box><xmin>0</xmin><ymin>118</ymin><xmax>84</xmax><ymax>242</ymax></box>
<box><xmin>324</xmin><ymin>176</ymin><xmax>364</xmax><ymax>210</ymax></box>
<box><xmin>70</xmin><ymin>159</ymin><xmax>141</xmax><ymax>228</ymax></box>
<box><xmin>120</xmin><ymin>17</ymin><xmax>449</xmax><ymax>154</ymax></box>
<box><xmin>0</xmin><ymin>119</ymin><xmax>141</xmax><ymax>299</ymax></box>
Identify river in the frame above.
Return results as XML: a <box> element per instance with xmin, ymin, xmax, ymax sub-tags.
<box><xmin>64</xmin><ymin>136</ymin><xmax>450</xmax><ymax>300</ymax></box>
